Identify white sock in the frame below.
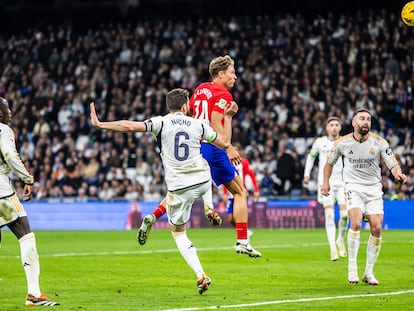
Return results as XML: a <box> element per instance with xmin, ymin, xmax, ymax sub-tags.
<box><xmin>202</xmin><ymin>185</ymin><xmax>213</xmax><ymax>210</ymax></box>
<box><xmin>347</xmin><ymin>229</ymin><xmax>360</xmax><ymax>272</ymax></box>
<box><xmin>19</xmin><ymin>232</ymin><xmax>41</xmax><ymax>297</ymax></box>
<box><xmin>172</xmin><ymin>231</ymin><xmax>204</xmax><ymax>279</ymax></box>
<box><xmin>365</xmin><ymin>235</ymin><xmax>382</xmax><ymax>275</ymax></box>
<box><xmin>324</xmin><ymin>209</ymin><xmax>336</xmax><ymax>250</ymax></box>
<box><xmin>337</xmin><ymin>210</ymin><xmax>348</xmax><ymax>242</ymax></box>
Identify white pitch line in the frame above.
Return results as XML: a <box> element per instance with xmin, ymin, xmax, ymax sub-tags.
<box><xmin>0</xmin><ymin>239</ymin><xmax>412</xmax><ymax>259</ymax></box>
<box><xmin>158</xmin><ymin>289</ymin><xmax>414</xmax><ymax>311</ymax></box>
<box><xmin>0</xmin><ymin>242</ymin><xmax>328</xmax><ymax>259</ymax></box>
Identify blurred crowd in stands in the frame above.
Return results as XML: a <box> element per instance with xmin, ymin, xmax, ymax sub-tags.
<box><xmin>0</xmin><ymin>9</ymin><xmax>413</xmax><ymax>202</ymax></box>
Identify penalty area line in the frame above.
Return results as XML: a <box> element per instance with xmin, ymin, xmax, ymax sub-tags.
<box><xmin>158</xmin><ymin>289</ymin><xmax>414</xmax><ymax>311</ymax></box>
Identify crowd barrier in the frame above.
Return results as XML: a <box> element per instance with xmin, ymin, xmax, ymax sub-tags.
<box><xmin>17</xmin><ymin>199</ymin><xmax>414</xmax><ymax>230</ymax></box>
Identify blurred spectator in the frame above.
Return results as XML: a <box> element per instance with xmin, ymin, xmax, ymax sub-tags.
<box><xmin>125</xmin><ymin>202</ymin><xmax>143</xmax><ymax>230</ymax></box>
<box><xmin>143</xmin><ymin>184</ymin><xmax>162</xmax><ymax>202</ymax></box>
<box><xmin>98</xmin><ymin>181</ymin><xmax>116</xmax><ymax>201</ymax></box>
<box><xmin>0</xmin><ymin>8</ymin><xmax>412</xmax><ymax>201</ymax></box>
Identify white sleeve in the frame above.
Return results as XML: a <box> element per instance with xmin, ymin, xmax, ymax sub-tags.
<box><xmin>0</xmin><ymin>126</ymin><xmax>34</xmax><ymax>184</ymax></box>
<box><xmin>303</xmin><ymin>139</ymin><xmax>319</xmax><ymax>178</ymax></box>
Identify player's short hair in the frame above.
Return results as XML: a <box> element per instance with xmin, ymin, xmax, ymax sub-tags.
<box><xmin>326</xmin><ymin>116</ymin><xmax>341</xmax><ymax>125</ymax></box>
<box><xmin>352</xmin><ymin>108</ymin><xmax>371</xmax><ymax>119</ymax></box>
<box><xmin>209</xmin><ymin>55</ymin><xmax>234</xmax><ymax>79</ymax></box>
<box><xmin>166</xmin><ymin>88</ymin><xmax>189</xmax><ymax>111</ymax></box>
<box><xmin>0</xmin><ymin>97</ymin><xmax>10</xmax><ymax>125</ymax></box>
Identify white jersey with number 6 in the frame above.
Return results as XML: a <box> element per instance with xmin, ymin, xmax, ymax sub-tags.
<box><xmin>144</xmin><ymin>112</ymin><xmax>218</xmax><ymax>192</ymax></box>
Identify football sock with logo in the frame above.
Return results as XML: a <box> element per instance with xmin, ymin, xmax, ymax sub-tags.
<box><xmin>347</xmin><ymin>229</ymin><xmax>360</xmax><ymax>270</ymax></box>
<box><xmin>19</xmin><ymin>232</ymin><xmax>41</xmax><ymax>297</ymax></box>
<box><xmin>152</xmin><ymin>204</ymin><xmax>167</xmax><ymax>220</ymax></box>
<box><xmin>324</xmin><ymin>208</ymin><xmax>336</xmax><ymax>250</ymax></box>
<box><xmin>201</xmin><ymin>184</ymin><xmax>214</xmax><ymax>209</ymax></box>
<box><xmin>172</xmin><ymin>231</ymin><xmax>204</xmax><ymax>279</ymax></box>
<box><xmin>236</xmin><ymin>222</ymin><xmax>248</xmax><ymax>244</ymax></box>
<box><xmin>365</xmin><ymin>235</ymin><xmax>382</xmax><ymax>275</ymax></box>
<box><xmin>338</xmin><ymin>209</ymin><xmax>348</xmax><ymax>242</ymax></box>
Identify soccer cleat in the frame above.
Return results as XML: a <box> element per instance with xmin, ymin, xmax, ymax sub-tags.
<box><xmin>204</xmin><ymin>206</ymin><xmax>222</xmax><ymax>227</ymax></box>
<box><xmin>197</xmin><ymin>274</ymin><xmax>211</xmax><ymax>294</ymax></box>
<box><xmin>234</xmin><ymin>242</ymin><xmax>262</xmax><ymax>258</ymax></box>
<box><xmin>348</xmin><ymin>270</ymin><xmax>359</xmax><ymax>284</ymax></box>
<box><xmin>336</xmin><ymin>240</ymin><xmax>347</xmax><ymax>257</ymax></box>
<box><xmin>25</xmin><ymin>293</ymin><xmax>60</xmax><ymax>306</ymax></box>
<box><xmin>362</xmin><ymin>273</ymin><xmax>379</xmax><ymax>285</ymax></box>
<box><xmin>330</xmin><ymin>249</ymin><xmax>339</xmax><ymax>261</ymax></box>
<box><xmin>137</xmin><ymin>214</ymin><xmax>156</xmax><ymax>245</ymax></box>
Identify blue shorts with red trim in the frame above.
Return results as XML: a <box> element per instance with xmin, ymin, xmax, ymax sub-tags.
<box><xmin>200</xmin><ymin>142</ymin><xmax>238</xmax><ymax>186</ymax></box>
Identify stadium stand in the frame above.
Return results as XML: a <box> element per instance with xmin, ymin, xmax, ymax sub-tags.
<box><xmin>0</xmin><ymin>1</ymin><xmax>412</xmax><ymax>202</ymax></box>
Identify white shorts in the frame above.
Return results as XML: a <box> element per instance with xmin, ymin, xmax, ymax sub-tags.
<box><xmin>318</xmin><ymin>184</ymin><xmax>345</xmax><ymax>207</ymax></box>
<box><xmin>0</xmin><ymin>194</ymin><xmax>26</xmax><ymax>227</ymax></box>
<box><xmin>344</xmin><ymin>183</ymin><xmax>384</xmax><ymax>216</ymax></box>
<box><xmin>166</xmin><ymin>181</ymin><xmax>211</xmax><ymax>226</ymax></box>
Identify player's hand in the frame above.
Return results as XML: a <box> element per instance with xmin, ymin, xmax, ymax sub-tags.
<box><xmin>320</xmin><ymin>184</ymin><xmax>330</xmax><ymax>196</ymax></box>
<box><xmin>391</xmin><ymin>166</ymin><xmax>408</xmax><ymax>184</ymax></box>
<box><xmin>90</xmin><ymin>102</ymin><xmax>101</xmax><ymax>128</ymax></box>
<box><xmin>396</xmin><ymin>172</ymin><xmax>408</xmax><ymax>184</ymax></box>
<box><xmin>253</xmin><ymin>191</ymin><xmax>260</xmax><ymax>201</ymax></box>
<box><xmin>22</xmin><ymin>184</ymin><xmax>33</xmax><ymax>201</ymax></box>
<box><xmin>224</xmin><ymin>101</ymin><xmax>239</xmax><ymax>117</ymax></box>
<box><xmin>303</xmin><ymin>176</ymin><xmax>310</xmax><ymax>185</ymax></box>
<box><xmin>226</xmin><ymin>145</ymin><xmax>241</xmax><ymax>165</ymax></box>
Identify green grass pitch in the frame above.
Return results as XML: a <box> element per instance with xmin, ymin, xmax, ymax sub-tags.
<box><xmin>1</xmin><ymin>228</ymin><xmax>413</xmax><ymax>310</ymax></box>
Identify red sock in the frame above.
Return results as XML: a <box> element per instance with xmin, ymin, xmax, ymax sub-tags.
<box><xmin>235</xmin><ymin>222</ymin><xmax>248</xmax><ymax>240</ymax></box>
<box><xmin>152</xmin><ymin>204</ymin><xmax>167</xmax><ymax>219</ymax></box>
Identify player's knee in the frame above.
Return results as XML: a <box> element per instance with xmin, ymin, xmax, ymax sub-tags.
<box><xmin>350</xmin><ymin>221</ymin><xmax>362</xmax><ymax>231</ymax></box>
<box><xmin>370</xmin><ymin>226</ymin><xmax>382</xmax><ymax>237</ymax></box>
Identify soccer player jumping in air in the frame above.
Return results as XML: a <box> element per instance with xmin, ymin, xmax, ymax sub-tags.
<box><xmin>90</xmin><ymin>88</ymin><xmax>238</xmax><ymax>294</ymax></box>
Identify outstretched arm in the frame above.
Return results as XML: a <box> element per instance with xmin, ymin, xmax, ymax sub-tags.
<box><xmin>90</xmin><ymin>102</ymin><xmax>146</xmax><ymax>132</ymax></box>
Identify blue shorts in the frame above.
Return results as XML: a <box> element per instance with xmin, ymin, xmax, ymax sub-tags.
<box><xmin>226</xmin><ymin>198</ymin><xmax>234</xmax><ymax>214</ymax></box>
<box><xmin>200</xmin><ymin>142</ymin><xmax>238</xmax><ymax>186</ymax></box>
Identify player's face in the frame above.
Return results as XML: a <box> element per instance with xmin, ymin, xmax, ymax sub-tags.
<box><xmin>352</xmin><ymin>112</ymin><xmax>371</xmax><ymax>136</ymax></box>
<box><xmin>326</xmin><ymin>120</ymin><xmax>341</xmax><ymax>139</ymax></box>
<box><xmin>182</xmin><ymin>101</ymin><xmax>191</xmax><ymax>116</ymax></box>
<box><xmin>0</xmin><ymin>103</ymin><xmax>11</xmax><ymax>125</ymax></box>
<box><xmin>220</xmin><ymin>65</ymin><xmax>237</xmax><ymax>89</ymax></box>
<box><xmin>5</xmin><ymin>109</ymin><xmax>11</xmax><ymax>125</ymax></box>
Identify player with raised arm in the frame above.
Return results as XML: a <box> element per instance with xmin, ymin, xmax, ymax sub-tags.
<box><xmin>321</xmin><ymin>108</ymin><xmax>407</xmax><ymax>285</ymax></box>
<box><xmin>189</xmin><ymin>55</ymin><xmax>261</xmax><ymax>257</ymax></box>
<box><xmin>90</xmin><ymin>88</ymin><xmax>237</xmax><ymax>294</ymax></box>
<box><xmin>304</xmin><ymin>116</ymin><xmax>347</xmax><ymax>261</ymax></box>
<box><xmin>0</xmin><ymin>97</ymin><xmax>59</xmax><ymax>307</ymax></box>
